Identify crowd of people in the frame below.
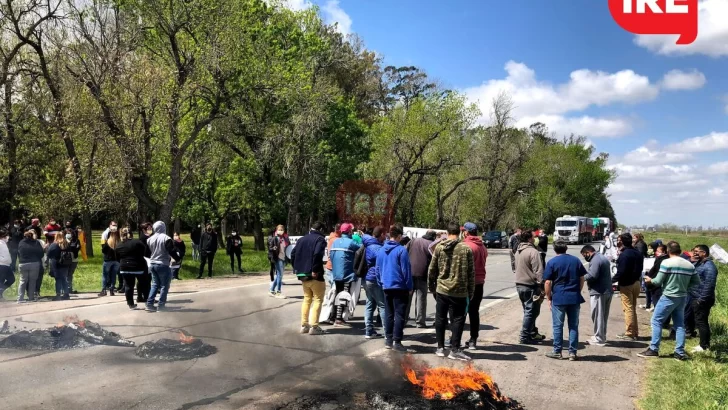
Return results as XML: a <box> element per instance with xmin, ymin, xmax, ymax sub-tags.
<box><xmin>287</xmin><ymin>222</ymin><xmax>719</xmax><ymax>362</ymax></box>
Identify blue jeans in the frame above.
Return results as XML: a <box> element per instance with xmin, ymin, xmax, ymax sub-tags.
<box><xmin>650</xmin><ymin>295</ymin><xmax>687</xmax><ymax>355</ymax></box>
<box><xmin>552</xmin><ymin>304</ymin><xmax>580</xmax><ymax>355</ymax></box>
<box><xmin>51</xmin><ymin>260</ymin><xmax>69</xmax><ymax>296</ymax></box>
<box><xmin>102</xmin><ymin>261</ymin><xmax>120</xmax><ymax>290</ymax></box>
<box><xmin>364</xmin><ymin>281</ymin><xmax>386</xmax><ymax>334</ymax></box>
<box><xmin>148</xmin><ymin>264</ymin><xmax>172</xmax><ymax>308</ymax></box>
<box><xmin>517</xmin><ymin>285</ymin><xmax>542</xmax><ymax>341</ymax></box>
<box><xmin>270</xmin><ymin>259</ymin><xmax>284</xmax><ymax>292</ymax></box>
<box><xmin>324</xmin><ymin>269</ymin><xmax>334</xmax><ymax>288</ymax></box>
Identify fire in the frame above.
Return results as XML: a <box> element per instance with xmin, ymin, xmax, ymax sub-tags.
<box><xmin>178</xmin><ymin>332</ymin><xmax>195</xmax><ymax>344</ymax></box>
<box><xmin>401</xmin><ymin>357</ymin><xmax>500</xmax><ymax>401</ymax></box>
<box><xmin>58</xmin><ymin>315</ymin><xmax>86</xmax><ymax>328</ymax></box>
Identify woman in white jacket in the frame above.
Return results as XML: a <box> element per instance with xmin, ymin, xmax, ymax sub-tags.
<box><xmin>0</xmin><ymin>228</ymin><xmax>15</xmax><ymax>300</ymax></box>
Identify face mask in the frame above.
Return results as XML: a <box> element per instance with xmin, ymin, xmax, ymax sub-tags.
<box><xmin>232</xmin><ymin>232</ymin><xmax>237</xmax><ymax>236</ymax></box>
<box><xmin>206</xmin><ymin>227</ymin><xmax>212</xmax><ymax>232</ymax></box>
<box><xmin>13</xmin><ymin>225</ymin><xmax>19</xmax><ymax>229</ymax></box>
<box><xmin>65</xmin><ymin>234</ymin><xmax>72</xmax><ymax>241</ymax></box>
<box><xmin>277</xmin><ymin>230</ymin><xmax>284</xmax><ymax>236</ymax></box>
<box><xmin>110</xmin><ymin>226</ymin><xmax>118</xmax><ymax>232</ymax></box>
<box><xmin>583</xmin><ymin>253</ymin><xmax>594</xmax><ymax>262</ymax></box>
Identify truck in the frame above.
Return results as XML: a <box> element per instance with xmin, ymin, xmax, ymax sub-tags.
<box><xmin>590</xmin><ymin>217</ymin><xmax>614</xmax><ymax>241</ymax></box>
<box><xmin>554</xmin><ymin>215</ymin><xmax>592</xmax><ymax>244</ymax></box>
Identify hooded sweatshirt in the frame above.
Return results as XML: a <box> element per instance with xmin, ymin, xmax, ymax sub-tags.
<box><xmin>147</xmin><ymin>221</ymin><xmax>180</xmax><ymax>266</ymax></box>
<box><xmin>515</xmin><ymin>242</ymin><xmax>543</xmax><ymax>287</ymax></box>
<box><xmin>463</xmin><ymin>235</ymin><xmax>487</xmax><ymax>285</ymax></box>
<box><xmin>363</xmin><ymin>236</ymin><xmax>383</xmax><ymax>283</ymax></box>
<box><xmin>376</xmin><ymin>240</ymin><xmax>413</xmax><ymax>291</ymax></box>
<box><xmin>0</xmin><ymin>239</ymin><xmax>11</xmax><ymax>266</ymax></box>
<box><xmin>428</xmin><ymin>239</ymin><xmax>474</xmax><ymax>299</ymax></box>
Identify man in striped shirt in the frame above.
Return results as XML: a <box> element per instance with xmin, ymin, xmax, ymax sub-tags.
<box><xmin>638</xmin><ymin>241</ymin><xmax>701</xmax><ymax>361</ymax></box>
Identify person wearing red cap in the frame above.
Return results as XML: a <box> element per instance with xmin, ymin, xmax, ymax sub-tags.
<box><xmin>328</xmin><ymin>222</ymin><xmax>361</xmax><ymax>325</ymax></box>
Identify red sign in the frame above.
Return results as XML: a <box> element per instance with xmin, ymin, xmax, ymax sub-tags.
<box><xmin>336</xmin><ymin>180</ymin><xmax>394</xmax><ymax>229</ymax></box>
<box><xmin>608</xmin><ymin>0</ymin><xmax>698</xmax><ymax>45</ymax></box>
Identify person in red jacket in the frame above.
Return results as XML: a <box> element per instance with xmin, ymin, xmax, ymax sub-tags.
<box><xmin>462</xmin><ymin>222</ymin><xmax>488</xmax><ymax>350</ymax></box>
<box><xmin>44</xmin><ymin>218</ymin><xmax>63</xmax><ymax>244</ymax></box>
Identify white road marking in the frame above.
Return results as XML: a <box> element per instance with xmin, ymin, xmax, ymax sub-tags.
<box><xmin>481</xmin><ymin>291</ymin><xmax>518</xmax><ymax>311</ymax></box>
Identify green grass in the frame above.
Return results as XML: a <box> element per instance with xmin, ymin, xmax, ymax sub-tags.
<box><xmin>639</xmin><ymin>233</ymin><xmax>728</xmax><ymax>410</ymax></box>
<box><xmin>3</xmin><ymin>234</ymin><xmax>271</xmax><ymax>298</ymax></box>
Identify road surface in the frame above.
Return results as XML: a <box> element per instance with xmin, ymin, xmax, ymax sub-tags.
<box><xmin>0</xmin><ymin>244</ymin><xmax>644</xmax><ymax>410</ymax></box>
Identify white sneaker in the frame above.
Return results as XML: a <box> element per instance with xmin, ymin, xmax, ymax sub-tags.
<box><xmin>300</xmin><ymin>325</ymin><xmax>311</xmax><ymax>334</ymax></box>
<box><xmin>638</xmin><ymin>304</ymin><xmax>647</xmax><ymax>309</ymax></box>
<box><xmin>585</xmin><ymin>337</ymin><xmax>607</xmax><ymax>347</ymax></box>
<box><xmin>691</xmin><ymin>346</ymin><xmax>706</xmax><ymax>353</ymax></box>
<box><xmin>275</xmin><ymin>292</ymin><xmax>287</xmax><ymax>299</ymax></box>
<box><xmin>647</xmin><ymin>307</ymin><xmax>655</xmax><ymax>312</ymax></box>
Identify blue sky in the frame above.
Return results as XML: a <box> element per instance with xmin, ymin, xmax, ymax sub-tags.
<box><xmin>290</xmin><ymin>0</ymin><xmax>728</xmax><ymax>227</ymax></box>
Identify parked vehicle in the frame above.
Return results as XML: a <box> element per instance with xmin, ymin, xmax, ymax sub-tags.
<box><xmin>554</xmin><ymin>215</ymin><xmax>592</xmax><ymax>244</ymax></box>
<box><xmin>482</xmin><ymin>230</ymin><xmax>508</xmax><ymax>248</ymax></box>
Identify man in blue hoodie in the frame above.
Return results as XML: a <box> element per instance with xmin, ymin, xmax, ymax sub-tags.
<box><xmin>145</xmin><ymin>221</ymin><xmax>180</xmax><ymax>312</ymax></box>
<box><xmin>376</xmin><ymin>224</ymin><xmax>413</xmax><ymax>353</ymax></box>
<box><xmin>363</xmin><ymin>226</ymin><xmax>387</xmax><ymax>339</ymax></box>
<box><xmin>329</xmin><ymin>223</ymin><xmax>361</xmax><ymax>325</ymax></box>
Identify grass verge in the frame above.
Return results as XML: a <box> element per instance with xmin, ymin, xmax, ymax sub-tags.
<box><xmin>638</xmin><ymin>233</ymin><xmax>728</xmax><ymax>410</ymax></box>
<box><xmin>2</xmin><ymin>234</ymin><xmax>271</xmax><ymax>298</ymax></box>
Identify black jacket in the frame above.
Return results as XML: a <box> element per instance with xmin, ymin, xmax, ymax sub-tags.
<box><xmin>67</xmin><ymin>238</ymin><xmax>81</xmax><ymax>259</ymax></box>
<box><xmin>226</xmin><ymin>235</ymin><xmax>243</xmax><ymax>254</ymax></box>
<box><xmin>173</xmin><ymin>240</ymin><xmax>186</xmax><ymax>261</ymax></box>
<box><xmin>647</xmin><ymin>255</ymin><xmax>669</xmax><ymax>280</ymax></box>
<box><xmin>9</xmin><ymin>226</ymin><xmax>24</xmax><ymax>251</ymax></box>
<box><xmin>191</xmin><ymin>228</ymin><xmax>201</xmax><ymax>245</ymax></box>
<box><xmin>291</xmin><ymin>230</ymin><xmax>326</xmax><ymax>281</ymax></box>
<box><xmin>613</xmin><ymin>247</ymin><xmax>643</xmax><ymax>286</ymax></box>
<box><xmin>116</xmin><ymin>239</ymin><xmax>147</xmax><ymax>272</ymax></box>
<box><xmin>101</xmin><ymin>241</ymin><xmax>120</xmax><ymax>262</ymax></box>
<box><xmin>18</xmin><ymin>238</ymin><xmax>44</xmax><ymax>264</ymax></box>
<box><xmin>200</xmin><ymin>231</ymin><xmax>218</xmax><ymax>253</ymax></box>
<box><xmin>634</xmin><ymin>240</ymin><xmax>648</xmax><ymax>258</ymax></box>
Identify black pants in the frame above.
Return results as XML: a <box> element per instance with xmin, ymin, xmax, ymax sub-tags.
<box><xmin>122</xmin><ymin>274</ymin><xmax>140</xmax><ymax>307</ymax></box>
<box><xmin>199</xmin><ymin>252</ymin><xmax>215</xmax><ymax>277</ymax></box>
<box><xmin>435</xmin><ymin>293</ymin><xmax>467</xmax><ymax>349</ymax></box>
<box><xmin>684</xmin><ymin>295</ymin><xmax>696</xmax><ymax>335</ymax></box>
<box><xmin>36</xmin><ymin>264</ymin><xmax>45</xmax><ymax>294</ymax></box>
<box><xmin>0</xmin><ymin>265</ymin><xmax>15</xmax><ymax>294</ymax></box>
<box><xmin>540</xmin><ymin>252</ymin><xmax>546</xmax><ymax>269</ymax></box>
<box><xmin>689</xmin><ymin>298</ymin><xmax>715</xmax><ymax>349</ymax></box>
<box><xmin>269</xmin><ymin>260</ymin><xmax>276</xmax><ymax>282</ymax></box>
<box><xmin>137</xmin><ymin>271</ymin><xmax>151</xmax><ymax>302</ymax></box>
<box><xmin>468</xmin><ymin>284</ymin><xmax>485</xmax><ymax>340</ymax></box>
<box><xmin>229</xmin><ymin>251</ymin><xmax>242</xmax><ymax>271</ymax></box>
<box><xmin>384</xmin><ymin>289</ymin><xmax>409</xmax><ymax>344</ymax></box>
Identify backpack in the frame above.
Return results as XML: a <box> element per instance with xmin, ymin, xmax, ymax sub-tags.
<box><xmin>59</xmin><ymin>249</ymin><xmax>74</xmax><ymax>266</ymax></box>
<box><xmin>354</xmin><ymin>246</ymin><xmax>368</xmax><ymax>278</ymax></box>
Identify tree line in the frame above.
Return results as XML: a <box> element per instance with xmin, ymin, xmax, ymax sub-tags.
<box><xmin>0</xmin><ymin>0</ymin><xmax>616</xmax><ymax>254</ymax></box>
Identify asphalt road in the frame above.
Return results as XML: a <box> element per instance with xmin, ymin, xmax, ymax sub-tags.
<box><xmin>0</xmin><ymin>245</ymin><xmax>595</xmax><ymax>410</ymax></box>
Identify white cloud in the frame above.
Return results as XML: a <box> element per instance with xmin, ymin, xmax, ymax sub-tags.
<box><xmin>616</xmin><ymin>199</ymin><xmax>641</xmax><ymax>204</ymax></box>
<box><xmin>666</xmin><ymin>132</ymin><xmax>728</xmax><ymax>153</ymax></box>
<box><xmin>321</xmin><ymin>0</ymin><xmax>352</xmax><ymax>36</ymax></box>
<box><xmin>278</xmin><ymin>0</ymin><xmax>352</xmax><ymax>36</ymax></box>
<box><xmin>708</xmin><ymin>162</ymin><xmax>728</xmax><ymax>175</ymax></box>
<box><xmin>622</xmin><ymin>146</ymin><xmax>694</xmax><ymax>165</ymax></box>
<box><xmin>634</xmin><ymin>0</ymin><xmax>728</xmax><ymax>57</ymax></box>
<box><xmin>709</xmin><ymin>188</ymin><xmax>725</xmax><ymax>197</ymax></box>
<box><xmin>280</xmin><ymin>0</ymin><xmax>312</xmax><ymax>11</ymax></box>
<box><xmin>516</xmin><ymin>115</ymin><xmax>632</xmax><ymax>138</ymax></box>
<box><xmin>463</xmin><ymin>61</ymin><xmax>665</xmax><ymax>138</ymax></box>
<box><xmin>465</xmin><ymin>61</ymin><xmax>659</xmax><ymax>118</ymax></box>
<box><xmin>660</xmin><ymin>69</ymin><xmax>707</xmax><ymax>90</ymax></box>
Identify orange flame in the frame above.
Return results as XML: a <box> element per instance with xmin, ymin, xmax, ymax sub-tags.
<box><xmin>58</xmin><ymin>315</ymin><xmax>86</xmax><ymax>328</ymax></box>
<box><xmin>401</xmin><ymin>357</ymin><xmax>500</xmax><ymax>401</ymax></box>
<box><xmin>178</xmin><ymin>332</ymin><xmax>195</xmax><ymax>344</ymax></box>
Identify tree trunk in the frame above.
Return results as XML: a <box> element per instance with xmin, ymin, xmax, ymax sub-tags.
<box><xmin>287</xmin><ymin>138</ymin><xmax>306</xmax><ymax>235</ymax></box>
<box><xmin>3</xmin><ymin>77</ymin><xmax>18</xmax><ymax>220</ymax></box>
<box><xmin>252</xmin><ymin>217</ymin><xmax>264</xmax><ymax>251</ymax></box>
<box><xmin>82</xmin><ymin>211</ymin><xmax>94</xmax><ymax>257</ymax></box>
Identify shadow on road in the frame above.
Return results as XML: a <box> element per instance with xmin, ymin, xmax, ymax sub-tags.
<box><xmin>165</xmin><ymin>299</ymin><xmax>194</xmax><ymax>304</ymax></box>
<box><xmin>480</xmin><ymin>342</ymin><xmax>538</xmax><ymax>353</ymax></box>
<box><xmin>576</xmin><ymin>355</ymin><xmax>629</xmax><ymax>362</ymax></box>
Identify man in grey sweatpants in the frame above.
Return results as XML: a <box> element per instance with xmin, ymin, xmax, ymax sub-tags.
<box><xmin>581</xmin><ymin>245</ymin><xmax>613</xmax><ymax>346</ymax></box>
